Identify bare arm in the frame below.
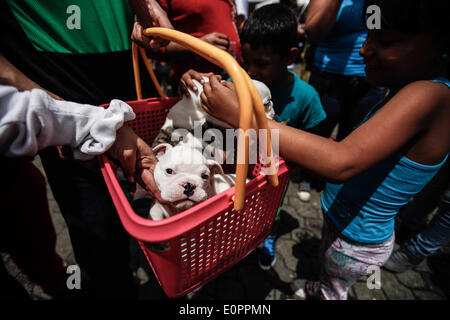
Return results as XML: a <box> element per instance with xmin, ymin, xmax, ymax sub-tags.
<box><xmin>153</xmin><ymin>32</ymin><xmax>231</xmax><ymax>61</ymax></box>
<box><xmin>0</xmin><ymin>54</ymin><xmax>62</xmax><ymax>100</ymax></box>
<box><xmin>201</xmin><ymin>76</ymin><xmax>449</xmax><ymax>183</ymax></box>
<box><xmin>302</xmin><ymin>0</ymin><xmax>342</xmax><ymax>45</ymax></box>
<box><xmin>130</xmin><ymin>0</ymin><xmax>174</xmax><ymax>50</ymax></box>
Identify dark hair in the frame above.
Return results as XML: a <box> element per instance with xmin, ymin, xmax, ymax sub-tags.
<box><xmin>240</xmin><ymin>3</ymin><xmax>299</xmax><ymax>57</ymax></box>
<box><xmin>362</xmin><ymin>0</ymin><xmax>449</xmax><ymax>52</ymax></box>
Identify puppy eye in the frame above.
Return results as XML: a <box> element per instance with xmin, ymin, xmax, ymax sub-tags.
<box><xmin>166</xmin><ymin>168</ymin><xmax>174</xmax><ymax>174</ymax></box>
<box><xmin>201</xmin><ymin>174</ymin><xmax>209</xmax><ymax>180</ymax></box>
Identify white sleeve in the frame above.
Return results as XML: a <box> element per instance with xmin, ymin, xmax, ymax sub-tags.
<box><xmin>0</xmin><ymin>85</ymin><xmax>135</xmax><ymax>160</ymax></box>
<box><xmin>236</xmin><ymin>0</ymin><xmax>249</xmax><ymax>18</ymax></box>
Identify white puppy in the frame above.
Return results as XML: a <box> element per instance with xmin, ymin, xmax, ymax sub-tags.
<box><xmin>152</xmin><ymin>77</ymin><xmax>275</xmax><ymax>163</ymax></box>
<box><xmin>145</xmin><ymin>77</ymin><xmax>271</xmax><ymax>220</ymax></box>
<box><xmin>149</xmin><ymin>133</ymin><xmax>225</xmax><ymax>220</ymax></box>
<box><xmin>160</xmin><ymin>77</ymin><xmax>275</xmax><ymax>132</ymax></box>
<box><xmin>128</xmin><ymin>133</ymin><xmax>248</xmax><ymax>221</ymax></box>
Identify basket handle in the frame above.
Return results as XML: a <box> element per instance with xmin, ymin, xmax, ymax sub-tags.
<box><xmin>132</xmin><ymin>41</ymin><xmax>165</xmax><ymax>98</ymax></box>
<box><xmin>139</xmin><ymin>27</ymin><xmax>278</xmax><ymax>211</ymax></box>
<box><xmin>129</xmin><ymin>0</ymin><xmax>165</xmax><ymax>98</ymax></box>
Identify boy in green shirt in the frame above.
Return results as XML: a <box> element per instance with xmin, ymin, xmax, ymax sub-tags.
<box><xmin>239</xmin><ymin>3</ymin><xmax>326</xmax><ymax>270</ymax></box>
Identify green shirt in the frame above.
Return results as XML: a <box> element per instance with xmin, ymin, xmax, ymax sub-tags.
<box><xmin>7</xmin><ymin>0</ymin><xmax>133</xmax><ymax>54</ymax></box>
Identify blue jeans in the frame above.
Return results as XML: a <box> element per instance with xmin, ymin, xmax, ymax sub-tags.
<box><xmin>405</xmin><ymin>187</ymin><xmax>450</xmax><ymax>258</ymax></box>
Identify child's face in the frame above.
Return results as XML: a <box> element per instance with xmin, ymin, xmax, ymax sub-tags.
<box><xmin>360</xmin><ymin>29</ymin><xmax>442</xmax><ymax>88</ymax></box>
<box><xmin>241</xmin><ymin>43</ymin><xmax>286</xmax><ymax>87</ymax></box>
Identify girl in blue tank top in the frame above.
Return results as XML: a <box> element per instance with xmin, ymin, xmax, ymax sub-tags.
<box><xmin>191</xmin><ymin>0</ymin><xmax>450</xmax><ymax>300</ymax></box>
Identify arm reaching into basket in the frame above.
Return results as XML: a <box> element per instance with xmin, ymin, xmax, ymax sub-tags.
<box><xmin>107</xmin><ymin>125</ymin><xmax>166</xmax><ymax>203</ymax></box>
<box><xmin>179</xmin><ymin>69</ymin><xmax>222</xmax><ymax>98</ymax></box>
<box><xmin>0</xmin><ymin>85</ymin><xmax>165</xmax><ymax>203</ymax></box>
<box><xmin>199</xmin><ymin>75</ymin><xmax>450</xmax><ymax>183</ymax></box>
<box><xmin>0</xmin><ymin>85</ymin><xmax>135</xmax><ymax>159</ymax></box>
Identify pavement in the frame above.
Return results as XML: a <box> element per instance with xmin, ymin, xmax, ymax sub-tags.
<box><xmin>1</xmin><ymin>156</ymin><xmax>449</xmax><ymax>301</ymax></box>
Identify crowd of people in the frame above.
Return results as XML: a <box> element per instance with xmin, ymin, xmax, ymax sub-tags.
<box><xmin>0</xmin><ymin>0</ymin><xmax>448</xmax><ymax>300</ymax></box>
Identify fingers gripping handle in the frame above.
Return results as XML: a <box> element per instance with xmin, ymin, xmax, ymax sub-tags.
<box><xmin>128</xmin><ymin>0</ymin><xmax>154</xmax><ymax>28</ymax></box>
<box><xmin>142</xmin><ymin>27</ymin><xmax>278</xmax><ymax>211</ymax></box>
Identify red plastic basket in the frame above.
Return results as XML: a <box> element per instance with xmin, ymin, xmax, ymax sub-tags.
<box><xmin>99</xmin><ymin>29</ymin><xmax>291</xmax><ymax>297</ymax></box>
<box><xmin>99</xmin><ymin>97</ymin><xmax>290</xmax><ymax>297</ymax></box>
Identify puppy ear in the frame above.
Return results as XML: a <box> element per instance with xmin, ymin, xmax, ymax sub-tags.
<box><xmin>206</xmin><ymin>160</ymin><xmax>224</xmax><ymax>175</ymax></box>
<box><xmin>152</xmin><ymin>143</ymin><xmax>172</xmax><ymax>160</ymax></box>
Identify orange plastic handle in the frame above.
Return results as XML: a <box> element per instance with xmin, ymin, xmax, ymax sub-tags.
<box><xmin>141</xmin><ymin>27</ymin><xmax>278</xmax><ymax>211</ymax></box>
<box><xmin>132</xmin><ymin>41</ymin><xmax>165</xmax><ymax>98</ymax></box>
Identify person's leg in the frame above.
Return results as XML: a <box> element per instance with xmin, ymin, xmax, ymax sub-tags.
<box><xmin>289</xmin><ymin>167</ymin><xmax>312</xmax><ymax>201</ymax></box>
<box><xmin>396</xmin><ymin>159</ymin><xmax>450</xmax><ymax>243</ymax></box>
<box><xmin>319</xmin><ymin>231</ymin><xmax>394</xmax><ymax>300</ymax></box>
<box><xmin>406</xmin><ymin>199</ymin><xmax>450</xmax><ymax>258</ymax></box>
<box><xmin>337</xmin><ymin>79</ymin><xmax>384</xmax><ymax>141</ymax></box>
<box><xmin>308</xmin><ymin>70</ymin><xmax>341</xmax><ymax>139</ymax></box>
<box><xmin>0</xmin><ymin>259</ymin><xmax>31</xmax><ymax>300</ymax></box>
<box><xmin>292</xmin><ymin>217</ymin><xmax>394</xmax><ymax>300</ymax></box>
<box><xmin>38</xmin><ymin>147</ymin><xmax>137</xmax><ymax>299</ymax></box>
<box><xmin>384</xmin><ymin>188</ymin><xmax>450</xmax><ymax>272</ymax></box>
<box><xmin>297</xmin><ymin>170</ymin><xmax>313</xmax><ymax>202</ymax></box>
<box><xmin>315</xmin><ymin>93</ymin><xmax>340</xmax><ymax>139</ymax></box>
<box><xmin>0</xmin><ymin>158</ymin><xmax>68</xmax><ymax>297</ymax></box>
<box><xmin>258</xmin><ymin>181</ymin><xmax>290</xmax><ymax>270</ymax></box>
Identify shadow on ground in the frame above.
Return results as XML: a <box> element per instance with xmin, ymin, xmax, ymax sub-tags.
<box><xmin>428</xmin><ymin>252</ymin><xmax>450</xmax><ymax>299</ymax></box>
<box><xmin>129</xmin><ymin>209</ymin><xmax>301</xmax><ymax>300</ymax></box>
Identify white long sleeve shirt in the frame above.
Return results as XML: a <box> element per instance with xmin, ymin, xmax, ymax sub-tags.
<box><xmin>0</xmin><ymin>85</ymin><xmax>135</xmax><ymax>159</ymax></box>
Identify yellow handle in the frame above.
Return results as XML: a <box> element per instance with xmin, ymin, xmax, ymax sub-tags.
<box><xmin>140</xmin><ymin>27</ymin><xmax>278</xmax><ymax>211</ymax></box>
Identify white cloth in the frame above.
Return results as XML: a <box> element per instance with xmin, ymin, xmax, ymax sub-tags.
<box><xmin>0</xmin><ymin>85</ymin><xmax>135</xmax><ymax>159</ymax></box>
<box><xmin>236</xmin><ymin>0</ymin><xmax>249</xmax><ymax>18</ymax></box>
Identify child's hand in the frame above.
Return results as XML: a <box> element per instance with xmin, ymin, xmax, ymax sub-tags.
<box><xmin>130</xmin><ymin>0</ymin><xmax>174</xmax><ymax>51</ymax></box>
<box><xmin>107</xmin><ymin>125</ymin><xmax>166</xmax><ymax>204</ymax></box>
<box><xmin>200</xmin><ymin>32</ymin><xmax>230</xmax><ymax>51</ymax></box>
<box><xmin>200</xmin><ymin>76</ymin><xmax>240</xmax><ymax>128</ymax></box>
<box><xmin>179</xmin><ymin>69</ymin><xmax>221</xmax><ymax>97</ymax></box>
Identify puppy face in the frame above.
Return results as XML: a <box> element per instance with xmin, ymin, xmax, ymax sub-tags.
<box><xmin>153</xmin><ymin>142</ymin><xmax>223</xmax><ymax>211</ymax></box>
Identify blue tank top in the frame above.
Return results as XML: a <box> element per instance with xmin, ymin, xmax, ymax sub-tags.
<box><xmin>321</xmin><ymin>78</ymin><xmax>450</xmax><ymax>243</ymax></box>
<box><xmin>313</xmin><ymin>0</ymin><xmax>367</xmax><ymax>76</ymax></box>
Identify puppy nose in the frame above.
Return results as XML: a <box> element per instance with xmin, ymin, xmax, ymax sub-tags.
<box><xmin>183</xmin><ymin>182</ymin><xmax>196</xmax><ymax>197</ymax></box>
